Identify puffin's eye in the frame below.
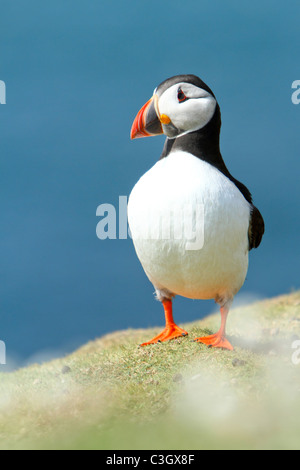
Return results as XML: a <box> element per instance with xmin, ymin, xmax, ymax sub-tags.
<box><xmin>177</xmin><ymin>87</ymin><xmax>188</xmax><ymax>103</ymax></box>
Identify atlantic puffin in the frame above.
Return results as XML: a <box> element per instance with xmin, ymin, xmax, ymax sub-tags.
<box><xmin>128</xmin><ymin>75</ymin><xmax>264</xmax><ymax>350</ymax></box>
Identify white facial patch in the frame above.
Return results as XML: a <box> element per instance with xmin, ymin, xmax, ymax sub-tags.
<box><xmin>157</xmin><ymin>83</ymin><xmax>217</xmax><ymax>137</ymax></box>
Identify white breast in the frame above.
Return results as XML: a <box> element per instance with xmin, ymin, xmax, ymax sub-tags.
<box><xmin>128</xmin><ymin>151</ymin><xmax>251</xmax><ymax>302</ymax></box>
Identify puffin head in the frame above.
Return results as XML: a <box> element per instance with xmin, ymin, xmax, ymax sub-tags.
<box><xmin>131</xmin><ymin>75</ymin><xmax>219</xmax><ymax>140</ymax></box>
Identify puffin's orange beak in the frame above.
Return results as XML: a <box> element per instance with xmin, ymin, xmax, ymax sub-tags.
<box><xmin>130</xmin><ymin>96</ymin><xmax>163</xmax><ymax>140</ymax></box>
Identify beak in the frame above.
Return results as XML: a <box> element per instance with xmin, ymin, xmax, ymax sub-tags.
<box><xmin>130</xmin><ymin>96</ymin><xmax>163</xmax><ymax>140</ymax></box>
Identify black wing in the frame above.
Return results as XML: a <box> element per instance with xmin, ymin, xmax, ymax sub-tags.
<box><xmin>229</xmin><ymin>176</ymin><xmax>265</xmax><ymax>251</ymax></box>
<box><xmin>248</xmin><ymin>205</ymin><xmax>265</xmax><ymax>250</ymax></box>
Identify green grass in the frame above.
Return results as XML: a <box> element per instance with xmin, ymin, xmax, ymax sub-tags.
<box><xmin>1</xmin><ymin>291</ymin><xmax>300</xmax><ymax>450</ymax></box>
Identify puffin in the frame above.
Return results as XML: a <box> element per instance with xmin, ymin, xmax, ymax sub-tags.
<box><xmin>128</xmin><ymin>75</ymin><xmax>264</xmax><ymax>350</ymax></box>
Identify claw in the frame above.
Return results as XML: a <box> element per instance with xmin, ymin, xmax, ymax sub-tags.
<box><xmin>194</xmin><ymin>303</ymin><xmax>234</xmax><ymax>351</ymax></box>
<box><xmin>140</xmin><ymin>324</ymin><xmax>188</xmax><ymax>347</ymax></box>
<box><xmin>195</xmin><ymin>333</ymin><xmax>234</xmax><ymax>351</ymax></box>
<box><xmin>140</xmin><ymin>299</ymin><xmax>189</xmax><ymax>347</ymax></box>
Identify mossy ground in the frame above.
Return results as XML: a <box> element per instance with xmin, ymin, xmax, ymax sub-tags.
<box><xmin>1</xmin><ymin>291</ymin><xmax>300</xmax><ymax>450</ymax></box>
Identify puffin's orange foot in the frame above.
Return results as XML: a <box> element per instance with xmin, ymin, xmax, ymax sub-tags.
<box><xmin>195</xmin><ymin>333</ymin><xmax>234</xmax><ymax>351</ymax></box>
<box><xmin>140</xmin><ymin>325</ymin><xmax>188</xmax><ymax>347</ymax></box>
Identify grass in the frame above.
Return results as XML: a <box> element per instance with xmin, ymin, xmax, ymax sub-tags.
<box><xmin>1</xmin><ymin>291</ymin><xmax>300</xmax><ymax>450</ymax></box>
